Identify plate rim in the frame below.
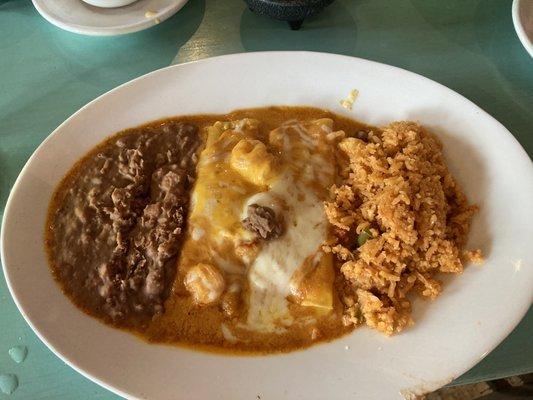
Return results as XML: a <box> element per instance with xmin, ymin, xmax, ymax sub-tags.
<box><xmin>2</xmin><ymin>51</ymin><xmax>533</xmax><ymax>399</ymax></box>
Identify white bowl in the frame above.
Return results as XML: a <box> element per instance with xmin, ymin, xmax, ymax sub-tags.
<box><xmin>512</xmin><ymin>0</ymin><xmax>533</xmax><ymax>57</ymax></box>
<box><xmin>2</xmin><ymin>52</ymin><xmax>533</xmax><ymax>400</ymax></box>
<box><xmin>82</xmin><ymin>0</ymin><xmax>138</xmax><ymax>8</ymax></box>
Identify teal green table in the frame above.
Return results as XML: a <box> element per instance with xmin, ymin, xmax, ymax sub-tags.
<box><xmin>1</xmin><ymin>0</ymin><xmax>532</xmax><ymax>398</ymax></box>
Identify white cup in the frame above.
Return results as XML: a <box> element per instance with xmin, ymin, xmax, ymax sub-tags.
<box><xmin>82</xmin><ymin>0</ymin><xmax>139</xmax><ymax>8</ymax></box>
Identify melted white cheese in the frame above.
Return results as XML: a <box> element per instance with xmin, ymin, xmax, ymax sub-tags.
<box><xmin>191</xmin><ymin>227</ymin><xmax>205</xmax><ymax>241</ymax></box>
<box><xmin>246</xmin><ymin>173</ymin><xmax>328</xmax><ymax>332</ymax></box>
<box><xmin>221</xmin><ymin>323</ymin><xmax>238</xmax><ymax>343</ymax></box>
<box><xmin>244</xmin><ymin>122</ymin><xmax>333</xmax><ymax>333</ymax></box>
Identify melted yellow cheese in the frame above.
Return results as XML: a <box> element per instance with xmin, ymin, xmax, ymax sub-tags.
<box><xmin>290</xmin><ymin>251</ymin><xmax>335</xmax><ymax>312</ymax></box>
<box><xmin>185</xmin><ymin>119</ymin><xmax>264</xmax><ymax>273</ymax></box>
<box><xmin>179</xmin><ymin>116</ymin><xmax>341</xmax><ymax>334</ymax></box>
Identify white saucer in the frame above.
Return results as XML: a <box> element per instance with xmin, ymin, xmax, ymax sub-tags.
<box><xmin>32</xmin><ymin>0</ymin><xmax>189</xmax><ymax>36</ymax></box>
<box><xmin>513</xmin><ymin>0</ymin><xmax>533</xmax><ymax>57</ymax></box>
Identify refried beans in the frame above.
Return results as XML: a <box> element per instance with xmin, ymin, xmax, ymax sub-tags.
<box><xmin>46</xmin><ymin>121</ymin><xmax>201</xmax><ymax>328</ymax></box>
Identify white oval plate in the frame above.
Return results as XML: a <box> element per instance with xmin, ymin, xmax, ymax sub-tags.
<box><xmin>2</xmin><ymin>52</ymin><xmax>533</xmax><ymax>400</ymax></box>
<box><xmin>513</xmin><ymin>0</ymin><xmax>533</xmax><ymax>57</ymax></box>
<box><xmin>32</xmin><ymin>0</ymin><xmax>189</xmax><ymax>36</ymax></box>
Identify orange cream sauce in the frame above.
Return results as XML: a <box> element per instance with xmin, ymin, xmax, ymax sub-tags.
<box><xmin>47</xmin><ymin>106</ymin><xmax>371</xmax><ymax>354</ymax></box>
<box><xmin>146</xmin><ymin>107</ymin><xmax>370</xmax><ymax>353</ymax></box>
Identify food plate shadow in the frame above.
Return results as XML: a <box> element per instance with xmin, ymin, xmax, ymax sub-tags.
<box><xmin>412</xmin><ymin>0</ymin><xmax>533</xmax><ymax>142</ymax></box>
<box><xmin>46</xmin><ymin>0</ymin><xmax>205</xmax><ymax>87</ymax></box>
<box><xmin>472</xmin><ymin>0</ymin><xmax>533</xmax><ymax>123</ymax></box>
<box><xmin>0</xmin><ymin>153</ymin><xmax>10</xmax><ymax>214</ymax></box>
<box><xmin>0</xmin><ymin>1</ymin><xmax>38</xmax><ymax>44</ymax></box>
<box><xmin>239</xmin><ymin>0</ymin><xmax>357</xmax><ymax>55</ymax></box>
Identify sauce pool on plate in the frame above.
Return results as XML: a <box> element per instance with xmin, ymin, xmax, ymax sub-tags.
<box><xmin>45</xmin><ymin>106</ymin><xmax>369</xmax><ymax>353</ymax></box>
